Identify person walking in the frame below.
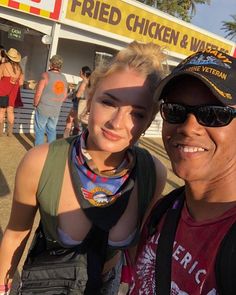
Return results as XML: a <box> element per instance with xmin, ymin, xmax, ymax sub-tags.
<box><xmin>64</xmin><ymin>66</ymin><xmax>91</xmax><ymax>137</ymax></box>
<box><xmin>0</xmin><ymin>41</ymin><xmax>167</xmax><ymax>295</ymax></box>
<box><xmin>132</xmin><ymin>49</ymin><xmax>236</xmax><ymax>295</ymax></box>
<box><xmin>0</xmin><ymin>48</ymin><xmax>24</xmax><ymax>136</ymax></box>
<box><xmin>33</xmin><ymin>54</ymin><xmax>68</xmax><ymax>145</ymax></box>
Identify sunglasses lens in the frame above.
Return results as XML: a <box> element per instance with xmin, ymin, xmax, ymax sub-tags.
<box><xmin>161</xmin><ymin>103</ymin><xmax>186</xmax><ymax>124</ymax></box>
<box><xmin>197</xmin><ymin>106</ymin><xmax>231</xmax><ymax>127</ymax></box>
<box><xmin>161</xmin><ymin>103</ymin><xmax>233</xmax><ymax>127</ymax></box>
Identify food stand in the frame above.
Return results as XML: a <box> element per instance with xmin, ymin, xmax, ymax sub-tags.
<box><xmin>0</xmin><ymin>0</ymin><xmax>235</xmax><ymax>136</ymax></box>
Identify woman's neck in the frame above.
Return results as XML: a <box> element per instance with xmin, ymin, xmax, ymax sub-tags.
<box><xmin>86</xmin><ymin>148</ymin><xmax>126</xmax><ymax>172</ymax></box>
<box><xmin>49</xmin><ymin>67</ymin><xmax>60</xmax><ymax>72</ymax></box>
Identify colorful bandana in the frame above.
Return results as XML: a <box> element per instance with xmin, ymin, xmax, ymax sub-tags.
<box><xmin>72</xmin><ymin>131</ymin><xmax>136</xmax><ymax>207</ymax></box>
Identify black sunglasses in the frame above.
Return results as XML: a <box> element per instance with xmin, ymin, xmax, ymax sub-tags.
<box><xmin>160</xmin><ymin>102</ymin><xmax>236</xmax><ymax>127</ymax></box>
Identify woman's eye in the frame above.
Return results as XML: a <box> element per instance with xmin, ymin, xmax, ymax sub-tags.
<box><xmin>131</xmin><ymin>112</ymin><xmax>145</xmax><ymax>119</ymax></box>
<box><xmin>101</xmin><ymin>99</ymin><xmax>115</xmax><ymax>107</ymax></box>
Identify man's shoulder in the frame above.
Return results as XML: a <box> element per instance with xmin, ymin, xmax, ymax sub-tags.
<box><xmin>47</xmin><ymin>71</ymin><xmax>68</xmax><ymax>84</ymax></box>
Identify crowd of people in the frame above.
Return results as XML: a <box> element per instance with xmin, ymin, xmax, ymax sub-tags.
<box><xmin>0</xmin><ymin>46</ymin><xmax>91</xmax><ymax>144</ymax></box>
<box><xmin>0</xmin><ymin>41</ymin><xmax>236</xmax><ymax>295</ymax></box>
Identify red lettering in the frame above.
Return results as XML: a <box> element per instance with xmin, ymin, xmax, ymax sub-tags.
<box><xmin>109</xmin><ymin>7</ymin><xmax>121</xmax><ymax>25</ymax></box>
<box><xmin>98</xmin><ymin>3</ymin><xmax>110</xmax><ymax>22</ymax></box>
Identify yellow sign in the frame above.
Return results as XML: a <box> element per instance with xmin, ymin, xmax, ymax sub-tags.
<box><xmin>66</xmin><ymin>0</ymin><xmax>233</xmax><ymax>56</ymax></box>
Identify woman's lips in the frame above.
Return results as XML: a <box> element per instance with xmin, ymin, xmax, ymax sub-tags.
<box><xmin>102</xmin><ymin>129</ymin><xmax>122</xmax><ymax>141</ymax></box>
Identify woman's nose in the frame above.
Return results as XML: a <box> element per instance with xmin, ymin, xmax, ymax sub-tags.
<box><xmin>109</xmin><ymin>108</ymin><xmax>126</xmax><ymax>129</ymax></box>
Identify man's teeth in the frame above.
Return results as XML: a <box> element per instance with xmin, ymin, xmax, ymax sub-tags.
<box><xmin>178</xmin><ymin>145</ymin><xmax>205</xmax><ymax>152</ymax></box>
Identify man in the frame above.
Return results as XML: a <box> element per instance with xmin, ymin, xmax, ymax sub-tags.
<box><xmin>132</xmin><ymin>49</ymin><xmax>236</xmax><ymax>295</ymax></box>
<box><xmin>34</xmin><ymin>54</ymin><xmax>68</xmax><ymax>145</ymax></box>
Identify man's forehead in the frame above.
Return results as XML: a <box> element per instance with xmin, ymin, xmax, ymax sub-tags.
<box><xmin>164</xmin><ymin>77</ymin><xmax>224</xmax><ymax>105</ymax></box>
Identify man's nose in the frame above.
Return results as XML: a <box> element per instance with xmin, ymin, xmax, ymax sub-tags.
<box><xmin>177</xmin><ymin>113</ymin><xmax>205</xmax><ymax>135</ymax></box>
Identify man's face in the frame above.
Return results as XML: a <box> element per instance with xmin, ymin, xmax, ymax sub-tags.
<box><xmin>162</xmin><ymin>76</ymin><xmax>236</xmax><ymax>184</ymax></box>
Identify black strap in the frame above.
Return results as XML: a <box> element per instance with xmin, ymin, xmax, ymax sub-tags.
<box><xmin>85</xmin><ymin>226</ymin><xmax>109</xmax><ymax>295</ymax></box>
<box><xmin>215</xmin><ymin>220</ymin><xmax>236</xmax><ymax>295</ymax></box>
<box><xmin>147</xmin><ymin>186</ymin><xmax>185</xmax><ymax>237</ymax></box>
<box><xmin>155</xmin><ymin>191</ymin><xmax>185</xmax><ymax>295</ymax></box>
<box><xmin>134</xmin><ymin>146</ymin><xmax>157</xmax><ymax>225</ymax></box>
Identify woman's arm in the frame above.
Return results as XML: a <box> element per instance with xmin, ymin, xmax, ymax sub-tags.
<box><xmin>76</xmin><ymin>80</ymin><xmax>87</xmax><ymax>99</ymax></box>
<box><xmin>0</xmin><ymin>64</ymin><xmax>4</xmax><ymax>80</ymax></box>
<box><xmin>0</xmin><ymin>144</ymin><xmax>49</xmax><ymax>287</ymax></box>
<box><xmin>19</xmin><ymin>72</ymin><xmax>24</xmax><ymax>86</ymax></box>
<box><xmin>34</xmin><ymin>72</ymin><xmax>47</xmax><ymax>107</ymax></box>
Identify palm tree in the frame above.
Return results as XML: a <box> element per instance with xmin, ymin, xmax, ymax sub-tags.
<box><xmin>137</xmin><ymin>0</ymin><xmax>210</xmax><ymax>22</ymax></box>
<box><xmin>221</xmin><ymin>15</ymin><xmax>236</xmax><ymax>40</ymax></box>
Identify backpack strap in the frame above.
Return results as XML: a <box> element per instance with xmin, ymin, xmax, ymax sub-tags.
<box><xmin>147</xmin><ymin>186</ymin><xmax>185</xmax><ymax>237</ymax></box>
<box><xmin>215</xmin><ymin>220</ymin><xmax>236</xmax><ymax>295</ymax></box>
<box><xmin>134</xmin><ymin>146</ymin><xmax>157</xmax><ymax>225</ymax></box>
<box><xmin>145</xmin><ymin>186</ymin><xmax>185</xmax><ymax>295</ymax></box>
<box><xmin>155</xmin><ymin>189</ymin><xmax>185</xmax><ymax>295</ymax></box>
<box><xmin>37</xmin><ymin>136</ymin><xmax>77</xmax><ymax>244</ymax></box>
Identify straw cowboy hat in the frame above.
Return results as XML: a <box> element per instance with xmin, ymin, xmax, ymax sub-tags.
<box><xmin>6</xmin><ymin>48</ymin><xmax>21</xmax><ymax>62</ymax></box>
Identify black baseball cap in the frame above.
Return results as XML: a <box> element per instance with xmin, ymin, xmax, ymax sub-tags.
<box><xmin>155</xmin><ymin>49</ymin><xmax>236</xmax><ymax>105</ymax></box>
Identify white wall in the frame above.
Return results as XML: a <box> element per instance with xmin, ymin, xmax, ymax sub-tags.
<box><xmin>58</xmin><ymin>39</ymin><xmax>117</xmax><ymax>84</ymax></box>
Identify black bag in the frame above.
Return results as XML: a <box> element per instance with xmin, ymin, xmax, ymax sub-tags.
<box><xmin>0</xmin><ymin>95</ymin><xmax>9</xmax><ymax>107</ymax></box>
<box><xmin>18</xmin><ymin>225</ymin><xmax>88</xmax><ymax>295</ymax></box>
<box><xmin>18</xmin><ymin>223</ymin><xmax>109</xmax><ymax>295</ymax></box>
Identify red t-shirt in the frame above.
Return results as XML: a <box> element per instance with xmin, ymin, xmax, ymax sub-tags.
<box><xmin>131</xmin><ymin>203</ymin><xmax>236</xmax><ymax>295</ymax></box>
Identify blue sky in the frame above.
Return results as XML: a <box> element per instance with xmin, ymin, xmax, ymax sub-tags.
<box><xmin>191</xmin><ymin>0</ymin><xmax>236</xmax><ymax>40</ymax></box>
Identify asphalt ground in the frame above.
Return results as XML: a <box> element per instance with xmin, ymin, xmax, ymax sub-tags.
<box><xmin>0</xmin><ymin>133</ymin><xmax>183</xmax><ymax>293</ymax></box>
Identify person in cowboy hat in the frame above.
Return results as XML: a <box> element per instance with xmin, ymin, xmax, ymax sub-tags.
<box><xmin>0</xmin><ymin>48</ymin><xmax>24</xmax><ymax>136</ymax></box>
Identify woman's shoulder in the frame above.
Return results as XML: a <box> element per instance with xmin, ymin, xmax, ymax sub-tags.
<box><xmin>14</xmin><ymin>144</ymin><xmax>50</xmax><ymax>201</ymax></box>
<box><xmin>18</xmin><ymin>144</ymin><xmax>50</xmax><ymax>175</ymax></box>
<box><xmin>3</xmin><ymin>62</ymin><xmax>21</xmax><ymax>76</ymax></box>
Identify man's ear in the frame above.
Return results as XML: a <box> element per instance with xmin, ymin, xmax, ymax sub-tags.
<box><xmin>146</xmin><ymin>111</ymin><xmax>157</xmax><ymax>130</ymax></box>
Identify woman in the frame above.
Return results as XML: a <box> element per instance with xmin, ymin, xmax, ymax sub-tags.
<box><xmin>64</xmin><ymin>66</ymin><xmax>92</xmax><ymax>137</ymax></box>
<box><xmin>0</xmin><ymin>48</ymin><xmax>24</xmax><ymax>136</ymax></box>
<box><xmin>0</xmin><ymin>41</ymin><xmax>167</xmax><ymax>295</ymax></box>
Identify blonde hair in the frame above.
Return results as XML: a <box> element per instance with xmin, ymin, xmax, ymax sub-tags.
<box><xmin>49</xmin><ymin>54</ymin><xmax>63</xmax><ymax>69</ymax></box>
<box><xmin>86</xmin><ymin>41</ymin><xmax>167</xmax><ymax>116</ymax></box>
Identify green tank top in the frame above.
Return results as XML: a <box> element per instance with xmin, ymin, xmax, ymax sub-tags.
<box><xmin>36</xmin><ymin>136</ymin><xmax>157</xmax><ymax>249</ymax></box>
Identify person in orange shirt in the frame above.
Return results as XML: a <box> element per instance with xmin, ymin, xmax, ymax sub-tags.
<box><xmin>33</xmin><ymin>54</ymin><xmax>68</xmax><ymax>145</ymax></box>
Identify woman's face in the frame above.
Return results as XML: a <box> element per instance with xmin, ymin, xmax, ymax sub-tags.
<box><xmin>87</xmin><ymin>68</ymin><xmax>154</xmax><ymax>153</ymax></box>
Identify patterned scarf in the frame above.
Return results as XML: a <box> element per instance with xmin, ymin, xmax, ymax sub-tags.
<box><xmin>71</xmin><ymin>130</ymin><xmax>136</xmax><ymax>207</ymax></box>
